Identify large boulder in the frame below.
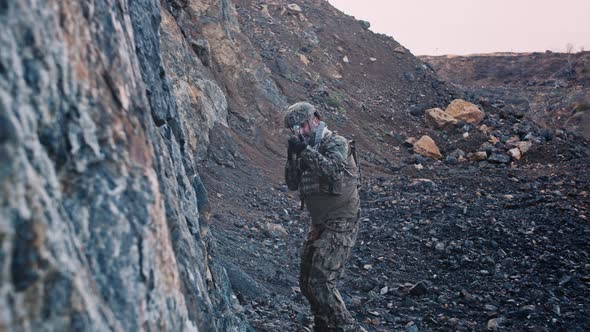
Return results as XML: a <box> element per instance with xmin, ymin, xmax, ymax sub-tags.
<box><xmin>445</xmin><ymin>99</ymin><xmax>486</xmax><ymax>124</ymax></box>
<box><xmin>413</xmin><ymin>136</ymin><xmax>442</xmax><ymax>160</ymax></box>
<box><xmin>425</xmin><ymin>107</ymin><xmax>459</xmax><ymax>129</ymax></box>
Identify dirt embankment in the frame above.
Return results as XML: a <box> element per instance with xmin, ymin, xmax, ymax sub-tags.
<box><xmin>421</xmin><ymin>52</ymin><xmax>590</xmax><ymax>138</ymax></box>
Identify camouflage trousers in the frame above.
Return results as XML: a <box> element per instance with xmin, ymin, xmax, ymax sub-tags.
<box><xmin>299</xmin><ymin>213</ymin><xmax>360</xmax><ymax>332</ymax></box>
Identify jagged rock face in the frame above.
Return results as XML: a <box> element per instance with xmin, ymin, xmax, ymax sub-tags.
<box><xmin>0</xmin><ymin>0</ymin><xmax>249</xmax><ymax>330</ymax></box>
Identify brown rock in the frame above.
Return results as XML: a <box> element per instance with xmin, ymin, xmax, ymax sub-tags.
<box><xmin>425</xmin><ymin>108</ymin><xmax>458</xmax><ymax>129</ymax></box>
<box><xmin>445</xmin><ymin>99</ymin><xmax>485</xmax><ymax>124</ymax></box>
<box><xmin>469</xmin><ymin>151</ymin><xmax>488</xmax><ymax>161</ymax></box>
<box><xmin>413</xmin><ymin>135</ymin><xmax>442</xmax><ymax>159</ymax></box>
<box><xmin>508</xmin><ymin>147</ymin><xmax>522</xmax><ymax>160</ymax></box>
<box><xmin>479</xmin><ymin>124</ymin><xmax>492</xmax><ymax>134</ymax></box>
<box><xmin>514</xmin><ymin>141</ymin><xmax>532</xmax><ymax>154</ymax></box>
<box><xmin>298</xmin><ymin>53</ymin><xmax>310</xmax><ymax>65</ymax></box>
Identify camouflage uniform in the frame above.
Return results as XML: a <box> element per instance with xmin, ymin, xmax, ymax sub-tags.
<box><xmin>286</xmin><ymin>129</ymin><xmax>360</xmax><ymax>332</ymax></box>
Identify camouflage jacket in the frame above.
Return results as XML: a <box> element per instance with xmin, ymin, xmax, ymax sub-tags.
<box><xmin>285</xmin><ymin>130</ymin><xmax>360</xmax><ymax>223</ymax></box>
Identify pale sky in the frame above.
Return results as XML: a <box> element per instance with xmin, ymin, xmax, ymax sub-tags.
<box><xmin>328</xmin><ymin>0</ymin><xmax>590</xmax><ymax>55</ymax></box>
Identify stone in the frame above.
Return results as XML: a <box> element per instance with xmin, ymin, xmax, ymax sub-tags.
<box><xmin>484</xmin><ymin>304</ymin><xmax>498</xmax><ymax>311</ymax></box>
<box><xmin>425</xmin><ymin>108</ymin><xmax>458</xmax><ymax>129</ymax></box>
<box><xmin>469</xmin><ymin>151</ymin><xmax>488</xmax><ymax>162</ymax></box>
<box><xmin>487</xmin><ymin>317</ymin><xmax>506</xmax><ymax>331</ymax></box>
<box><xmin>480</xmin><ymin>142</ymin><xmax>495</xmax><ymax>153</ymax></box>
<box><xmin>524</xmin><ymin>133</ymin><xmax>539</xmax><ymax>142</ymax></box>
<box><xmin>413</xmin><ymin>136</ymin><xmax>442</xmax><ymax>160</ymax></box>
<box><xmin>369</xmin><ymin>57</ymin><xmax>377</xmax><ymax>62</ymax></box>
<box><xmin>408</xmin><ymin>281</ymin><xmax>429</xmax><ymax>296</ymax></box>
<box><xmin>287</xmin><ymin>3</ymin><xmax>302</xmax><ymax>13</ymax></box>
<box><xmin>479</xmin><ymin>124</ymin><xmax>492</xmax><ymax>134</ymax></box>
<box><xmin>298</xmin><ymin>53</ymin><xmax>310</xmax><ymax>65</ymax></box>
<box><xmin>394</xmin><ymin>46</ymin><xmax>407</xmax><ymax>54</ymax></box>
<box><xmin>449</xmin><ymin>149</ymin><xmax>466</xmax><ymax>159</ymax></box>
<box><xmin>407</xmin><ymin>105</ymin><xmax>426</xmax><ymax>117</ymax></box>
<box><xmin>342</xmin><ymin>56</ymin><xmax>350</xmax><ymax>63</ymax></box>
<box><xmin>445</xmin><ymin>99</ymin><xmax>486</xmax><ymax>125</ymax></box>
<box><xmin>514</xmin><ymin>141</ymin><xmax>532</xmax><ymax>154</ymax></box>
<box><xmin>264</xmin><ymin>223</ymin><xmax>288</xmax><ymax>238</ymax></box>
<box><xmin>488</xmin><ymin>153</ymin><xmax>511</xmax><ymax>164</ymax></box>
<box><xmin>508</xmin><ymin>147</ymin><xmax>522</xmax><ymax>160</ymax></box>
<box><xmin>446</xmin><ymin>156</ymin><xmax>458</xmax><ymax>165</ymax></box>
<box><xmin>405</xmin><ymin>323</ymin><xmax>419</xmax><ymax>332</ymax></box>
<box><xmin>359</xmin><ymin>20</ymin><xmax>371</xmax><ymax>29</ymax></box>
<box><xmin>404</xmin><ymin>137</ymin><xmax>418</xmax><ymax>147</ymax></box>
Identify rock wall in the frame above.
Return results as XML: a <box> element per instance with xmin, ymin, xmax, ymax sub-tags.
<box><xmin>0</xmin><ymin>0</ymin><xmax>254</xmax><ymax>330</ymax></box>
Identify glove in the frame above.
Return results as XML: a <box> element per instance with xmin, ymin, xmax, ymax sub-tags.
<box><xmin>288</xmin><ymin>136</ymin><xmax>308</xmax><ymax>155</ymax></box>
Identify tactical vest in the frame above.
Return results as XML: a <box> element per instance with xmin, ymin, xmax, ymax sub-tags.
<box><xmin>299</xmin><ymin>132</ymin><xmax>360</xmax><ymax>197</ymax></box>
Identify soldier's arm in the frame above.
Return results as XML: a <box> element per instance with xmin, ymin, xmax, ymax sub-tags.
<box><xmin>299</xmin><ymin>136</ymin><xmax>348</xmax><ymax>180</ymax></box>
<box><xmin>285</xmin><ymin>159</ymin><xmax>300</xmax><ymax>191</ymax></box>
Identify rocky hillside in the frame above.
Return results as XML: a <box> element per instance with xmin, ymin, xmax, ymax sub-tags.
<box><xmin>3</xmin><ymin>0</ymin><xmax>589</xmax><ymax>331</ymax></box>
<box><xmin>421</xmin><ymin>52</ymin><xmax>590</xmax><ymax>138</ymax></box>
<box><xmin>0</xmin><ymin>0</ymin><xmax>456</xmax><ymax>330</ymax></box>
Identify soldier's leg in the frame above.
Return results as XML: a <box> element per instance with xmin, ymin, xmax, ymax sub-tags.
<box><xmin>300</xmin><ymin>224</ymin><xmax>323</xmax><ymax>317</ymax></box>
<box><xmin>308</xmin><ymin>216</ymin><xmax>360</xmax><ymax>331</ymax></box>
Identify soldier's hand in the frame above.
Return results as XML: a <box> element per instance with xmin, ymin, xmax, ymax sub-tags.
<box><xmin>288</xmin><ymin>136</ymin><xmax>308</xmax><ymax>155</ymax></box>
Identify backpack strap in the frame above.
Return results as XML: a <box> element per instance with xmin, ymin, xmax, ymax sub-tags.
<box><xmin>348</xmin><ymin>139</ymin><xmax>362</xmax><ymax>185</ymax></box>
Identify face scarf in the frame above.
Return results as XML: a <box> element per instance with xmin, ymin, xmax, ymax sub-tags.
<box><xmin>308</xmin><ymin>121</ymin><xmax>327</xmax><ymax>148</ymax></box>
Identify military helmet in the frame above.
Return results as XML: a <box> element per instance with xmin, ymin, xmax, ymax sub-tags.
<box><xmin>284</xmin><ymin>102</ymin><xmax>321</xmax><ymax>129</ymax></box>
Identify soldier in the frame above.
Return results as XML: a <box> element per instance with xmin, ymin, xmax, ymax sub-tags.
<box><xmin>284</xmin><ymin>102</ymin><xmax>362</xmax><ymax>332</ymax></box>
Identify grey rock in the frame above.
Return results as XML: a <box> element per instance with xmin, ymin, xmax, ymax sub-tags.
<box><xmin>484</xmin><ymin>304</ymin><xmax>498</xmax><ymax>311</ymax></box>
<box><xmin>359</xmin><ymin>20</ymin><xmax>371</xmax><ymax>29</ymax></box>
<box><xmin>488</xmin><ymin>153</ymin><xmax>511</xmax><ymax>164</ymax></box>
<box><xmin>408</xmin><ymin>281</ymin><xmax>429</xmax><ymax>296</ymax></box>
<box><xmin>487</xmin><ymin>317</ymin><xmax>506</xmax><ymax>331</ymax></box>
<box><xmin>0</xmin><ymin>0</ymin><xmax>251</xmax><ymax>330</ymax></box>
<box><xmin>449</xmin><ymin>149</ymin><xmax>466</xmax><ymax>159</ymax></box>
<box><xmin>190</xmin><ymin>39</ymin><xmax>212</xmax><ymax>67</ymax></box>
<box><xmin>446</xmin><ymin>156</ymin><xmax>458</xmax><ymax>165</ymax></box>
<box><xmin>480</xmin><ymin>142</ymin><xmax>495</xmax><ymax>153</ymax></box>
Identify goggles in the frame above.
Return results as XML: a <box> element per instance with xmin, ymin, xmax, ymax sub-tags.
<box><xmin>291</xmin><ymin>123</ymin><xmax>304</xmax><ymax>133</ymax></box>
